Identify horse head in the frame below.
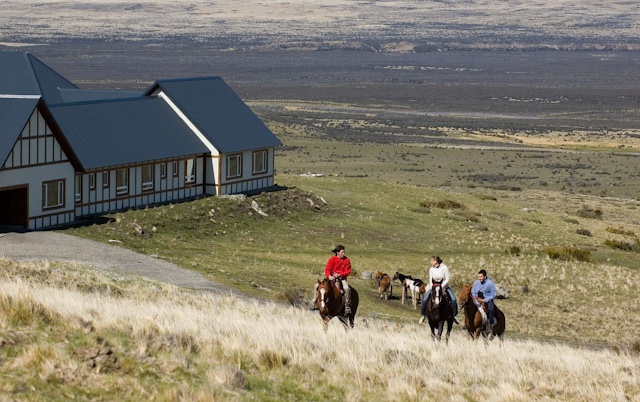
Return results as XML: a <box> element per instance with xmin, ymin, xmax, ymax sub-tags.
<box><xmin>392</xmin><ymin>271</ymin><xmax>400</xmax><ymax>281</ymax></box>
<box><xmin>317</xmin><ymin>278</ymin><xmax>340</xmax><ymax>311</ymax></box>
<box><xmin>432</xmin><ymin>283</ymin><xmax>442</xmax><ymax>306</ymax></box>
<box><xmin>458</xmin><ymin>284</ymin><xmax>472</xmax><ymax>306</ymax></box>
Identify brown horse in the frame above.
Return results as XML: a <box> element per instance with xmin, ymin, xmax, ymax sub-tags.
<box><xmin>458</xmin><ymin>284</ymin><xmax>505</xmax><ymax>341</ymax></box>
<box><xmin>374</xmin><ymin>271</ymin><xmax>393</xmax><ymax>300</ymax></box>
<box><xmin>425</xmin><ymin>283</ymin><xmax>453</xmax><ymax>343</ymax></box>
<box><xmin>316</xmin><ymin>278</ymin><xmax>359</xmax><ymax>330</ymax></box>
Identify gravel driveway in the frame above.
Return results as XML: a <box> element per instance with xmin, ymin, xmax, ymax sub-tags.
<box><xmin>0</xmin><ymin>231</ymin><xmax>241</xmax><ymax>296</ymax></box>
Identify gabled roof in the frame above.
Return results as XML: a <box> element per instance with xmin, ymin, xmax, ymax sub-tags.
<box><xmin>48</xmin><ymin>97</ymin><xmax>210</xmax><ymax>170</ymax></box>
<box><xmin>57</xmin><ymin>88</ymin><xmax>142</xmax><ymax>104</ymax></box>
<box><xmin>145</xmin><ymin>77</ymin><xmax>282</xmax><ymax>153</ymax></box>
<box><xmin>0</xmin><ymin>51</ymin><xmax>77</xmax><ymax>104</ymax></box>
<box><xmin>0</xmin><ymin>97</ymin><xmax>39</xmax><ymax>167</ymax></box>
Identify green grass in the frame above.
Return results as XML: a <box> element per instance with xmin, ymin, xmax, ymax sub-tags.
<box><xmin>63</xmin><ymin>174</ymin><xmax>640</xmax><ymax>345</ymax></box>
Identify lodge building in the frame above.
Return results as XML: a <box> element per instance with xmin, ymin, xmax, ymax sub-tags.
<box><xmin>0</xmin><ymin>51</ymin><xmax>281</xmax><ymax>229</ymax></box>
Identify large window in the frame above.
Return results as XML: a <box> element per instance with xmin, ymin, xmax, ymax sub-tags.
<box><xmin>74</xmin><ymin>174</ymin><xmax>82</xmax><ymax>203</ymax></box>
<box><xmin>116</xmin><ymin>168</ymin><xmax>129</xmax><ymax>196</ymax></box>
<box><xmin>252</xmin><ymin>150</ymin><xmax>268</xmax><ymax>175</ymax></box>
<box><xmin>142</xmin><ymin>165</ymin><xmax>154</xmax><ymax>191</ymax></box>
<box><xmin>226</xmin><ymin>154</ymin><xmax>242</xmax><ymax>179</ymax></box>
<box><xmin>185</xmin><ymin>159</ymin><xmax>196</xmax><ymax>184</ymax></box>
<box><xmin>42</xmin><ymin>179</ymin><xmax>64</xmax><ymax>210</ymax></box>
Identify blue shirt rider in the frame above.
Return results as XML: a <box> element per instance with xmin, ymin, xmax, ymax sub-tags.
<box><xmin>471</xmin><ymin>269</ymin><xmax>497</xmax><ymax>327</ymax></box>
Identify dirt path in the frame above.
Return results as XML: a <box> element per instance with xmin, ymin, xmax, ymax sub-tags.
<box><xmin>0</xmin><ymin>231</ymin><xmax>243</xmax><ymax>297</ymax></box>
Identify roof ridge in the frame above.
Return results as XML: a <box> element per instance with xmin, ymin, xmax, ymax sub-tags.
<box><xmin>48</xmin><ymin>95</ymin><xmax>156</xmax><ymax>108</ymax></box>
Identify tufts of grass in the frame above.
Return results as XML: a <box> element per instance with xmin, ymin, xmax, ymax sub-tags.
<box><xmin>505</xmin><ymin>245</ymin><xmax>522</xmax><ymax>256</ymax></box>
<box><xmin>575</xmin><ymin>228</ymin><xmax>592</xmax><ymax>237</ymax></box>
<box><xmin>603</xmin><ymin>238</ymin><xmax>640</xmax><ymax>253</ymax></box>
<box><xmin>420</xmin><ymin>198</ymin><xmax>466</xmax><ymax>210</ymax></box>
<box><xmin>573</xmin><ymin>205</ymin><xmax>603</xmax><ymax>220</ymax></box>
<box><xmin>2</xmin><ymin>259</ymin><xmax>639</xmax><ymax>401</ymax></box>
<box><xmin>605</xmin><ymin>227</ymin><xmax>636</xmax><ymax>237</ymax></box>
<box><xmin>545</xmin><ymin>246</ymin><xmax>591</xmax><ymax>262</ymax></box>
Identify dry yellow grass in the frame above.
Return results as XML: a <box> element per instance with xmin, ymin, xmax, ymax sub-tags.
<box><xmin>0</xmin><ymin>260</ymin><xmax>638</xmax><ymax>401</ymax></box>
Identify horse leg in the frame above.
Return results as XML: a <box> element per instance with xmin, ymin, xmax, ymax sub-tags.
<box><xmin>444</xmin><ymin>319</ymin><xmax>453</xmax><ymax>344</ymax></box>
<box><xmin>437</xmin><ymin>321</ymin><xmax>445</xmax><ymax>342</ymax></box>
<box><xmin>322</xmin><ymin>316</ymin><xmax>330</xmax><ymax>332</ymax></box>
<box><xmin>401</xmin><ymin>286</ymin><xmax>406</xmax><ymax>305</ymax></box>
<box><xmin>411</xmin><ymin>289</ymin><xmax>417</xmax><ymax>309</ymax></box>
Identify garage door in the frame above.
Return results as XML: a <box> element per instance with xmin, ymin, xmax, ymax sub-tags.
<box><xmin>0</xmin><ymin>186</ymin><xmax>28</xmax><ymax>227</ymax></box>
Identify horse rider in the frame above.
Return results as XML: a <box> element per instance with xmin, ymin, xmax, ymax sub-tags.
<box><xmin>419</xmin><ymin>255</ymin><xmax>459</xmax><ymax>325</ymax></box>
<box><xmin>324</xmin><ymin>244</ymin><xmax>353</xmax><ymax>316</ymax></box>
<box><xmin>471</xmin><ymin>269</ymin><xmax>497</xmax><ymax>328</ymax></box>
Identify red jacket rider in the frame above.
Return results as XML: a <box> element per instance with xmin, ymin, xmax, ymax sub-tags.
<box><xmin>325</xmin><ymin>250</ymin><xmax>351</xmax><ymax>279</ymax></box>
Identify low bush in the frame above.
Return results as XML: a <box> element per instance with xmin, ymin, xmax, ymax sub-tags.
<box><xmin>476</xmin><ymin>194</ymin><xmax>498</xmax><ymax>201</ymax></box>
<box><xmin>605</xmin><ymin>227</ymin><xmax>635</xmax><ymax>237</ymax></box>
<box><xmin>420</xmin><ymin>199</ymin><xmax>465</xmax><ymax>210</ymax></box>
<box><xmin>573</xmin><ymin>205</ymin><xmax>603</xmax><ymax>220</ymax></box>
<box><xmin>603</xmin><ymin>239</ymin><xmax>640</xmax><ymax>253</ymax></box>
<box><xmin>506</xmin><ymin>246</ymin><xmax>521</xmax><ymax>256</ymax></box>
<box><xmin>545</xmin><ymin>246</ymin><xmax>591</xmax><ymax>262</ymax></box>
<box><xmin>575</xmin><ymin>228</ymin><xmax>592</xmax><ymax>237</ymax></box>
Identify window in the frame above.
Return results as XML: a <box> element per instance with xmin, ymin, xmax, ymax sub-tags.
<box><xmin>74</xmin><ymin>174</ymin><xmax>82</xmax><ymax>203</ymax></box>
<box><xmin>102</xmin><ymin>171</ymin><xmax>110</xmax><ymax>188</ymax></box>
<box><xmin>172</xmin><ymin>161</ymin><xmax>179</xmax><ymax>177</ymax></box>
<box><xmin>252</xmin><ymin>150</ymin><xmax>267</xmax><ymax>174</ymax></box>
<box><xmin>89</xmin><ymin>173</ymin><xmax>96</xmax><ymax>190</ymax></box>
<box><xmin>226</xmin><ymin>154</ymin><xmax>242</xmax><ymax>179</ymax></box>
<box><xmin>142</xmin><ymin>165</ymin><xmax>154</xmax><ymax>191</ymax></box>
<box><xmin>160</xmin><ymin>162</ymin><xmax>167</xmax><ymax>179</ymax></box>
<box><xmin>116</xmin><ymin>168</ymin><xmax>129</xmax><ymax>196</ymax></box>
<box><xmin>185</xmin><ymin>159</ymin><xmax>196</xmax><ymax>184</ymax></box>
<box><xmin>42</xmin><ymin>179</ymin><xmax>64</xmax><ymax>209</ymax></box>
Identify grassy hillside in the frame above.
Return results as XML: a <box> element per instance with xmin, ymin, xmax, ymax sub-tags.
<box><xmin>1</xmin><ymin>260</ymin><xmax>638</xmax><ymax>401</ymax></box>
<box><xmin>63</xmin><ymin>174</ymin><xmax>640</xmax><ymax>348</ymax></box>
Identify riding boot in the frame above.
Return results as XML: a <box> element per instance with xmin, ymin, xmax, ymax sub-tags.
<box><xmin>344</xmin><ymin>286</ymin><xmax>352</xmax><ymax>316</ymax></box>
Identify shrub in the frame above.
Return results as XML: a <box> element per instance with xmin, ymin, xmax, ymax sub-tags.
<box><xmin>605</xmin><ymin>227</ymin><xmax>635</xmax><ymax>237</ymax></box>
<box><xmin>575</xmin><ymin>228</ymin><xmax>592</xmax><ymax>237</ymax></box>
<box><xmin>563</xmin><ymin>217</ymin><xmax>579</xmax><ymax>225</ymax></box>
<box><xmin>420</xmin><ymin>199</ymin><xmax>465</xmax><ymax>210</ymax></box>
<box><xmin>476</xmin><ymin>194</ymin><xmax>498</xmax><ymax>201</ymax></box>
<box><xmin>573</xmin><ymin>205</ymin><xmax>603</xmax><ymax>220</ymax></box>
<box><xmin>603</xmin><ymin>239</ymin><xmax>640</xmax><ymax>253</ymax></box>
<box><xmin>506</xmin><ymin>246</ymin><xmax>521</xmax><ymax>256</ymax></box>
<box><xmin>278</xmin><ymin>288</ymin><xmax>309</xmax><ymax>307</ymax></box>
<box><xmin>546</xmin><ymin>246</ymin><xmax>591</xmax><ymax>262</ymax></box>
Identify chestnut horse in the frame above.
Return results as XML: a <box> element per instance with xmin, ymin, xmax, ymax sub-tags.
<box><xmin>425</xmin><ymin>283</ymin><xmax>453</xmax><ymax>343</ymax></box>
<box><xmin>458</xmin><ymin>284</ymin><xmax>505</xmax><ymax>341</ymax></box>
<box><xmin>375</xmin><ymin>271</ymin><xmax>393</xmax><ymax>300</ymax></box>
<box><xmin>316</xmin><ymin>278</ymin><xmax>359</xmax><ymax>330</ymax></box>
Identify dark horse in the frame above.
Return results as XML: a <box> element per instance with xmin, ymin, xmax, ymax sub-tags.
<box><xmin>316</xmin><ymin>278</ymin><xmax>359</xmax><ymax>330</ymax></box>
<box><xmin>458</xmin><ymin>284</ymin><xmax>505</xmax><ymax>341</ymax></box>
<box><xmin>425</xmin><ymin>283</ymin><xmax>454</xmax><ymax>343</ymax></box>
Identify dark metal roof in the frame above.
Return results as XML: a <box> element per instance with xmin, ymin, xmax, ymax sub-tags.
<box><xmin>0</xmin><ymin>51</ymin><xmax>76</xmax><ymax>103</ymax></box>
<box><xmin>57</xmin><ymin>88</ymin><xmax>142</xmax><ymax>103</ymax></box>
<box><xmin>146</xmin><ymin>77</ymin><xmax>281</xmax><ymax>153</ymax></box>
<box><xmin>0</xmin><ymin>97</ymin><xmax>39</xmax><ymax>167</ymax></box>
<box><xmin>48</xmin><ymin>97</ymin><xmax>210</xmax><ymax>170</ymax></box>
